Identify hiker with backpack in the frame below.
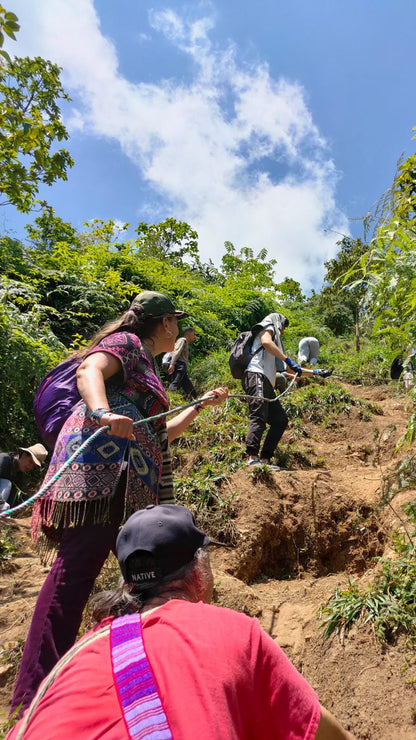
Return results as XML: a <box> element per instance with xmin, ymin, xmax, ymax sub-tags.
<box><xmin>10</xmin><ymin>291</ymin><xmax>228</xmax><ymax>716</ymax></box>
<box><xmin>237</xmin><ymin>313</ymin><xmax>331</xmax><ymax>469</ymax></box>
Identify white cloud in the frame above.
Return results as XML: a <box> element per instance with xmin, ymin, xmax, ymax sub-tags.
<box><xmin>6</xmin><ymin>0</ymin><xmax>348</xmax><ymax>290</ymax></box>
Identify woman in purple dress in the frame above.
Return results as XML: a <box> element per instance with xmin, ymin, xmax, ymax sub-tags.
<box><xmin>11</xmin><ymin>290</ymin><xmax>227</xmax><ymax>716</ymax></box>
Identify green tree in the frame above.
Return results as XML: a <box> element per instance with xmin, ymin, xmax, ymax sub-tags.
<box><xmin>357</xmin><ymin>148</ymin><xmax>416</xmax><ymax>352</ymax></box>
<box><xmin>136</xmin><ymin>218</ymin><xmax>200</xmax><ymax>267</ymax></box>
<box><xmin>25</xmin><ymin>205</ymin><xmax>78</xmax><ymax>251</ymax></box>
<box><xmin>220</xmin><ymin>242</ymin><xmax>277</xmax><ymax>289</ymax></box>
<box><xmin>320</xmin><ymin>236</ymin><xmax>368</xmax><ymax>350</ymax></box>
<box><xmin>0</xmin><ymin>56</ymin><xmax>74</xmax><ymax>211</ymax></box>
<box><xmin>275</xmin><ymin>277</ymin><xmax>304</xmax><ymax>302</ymax></box>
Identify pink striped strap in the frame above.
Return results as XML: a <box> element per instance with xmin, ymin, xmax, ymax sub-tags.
<box><xmin>110</xmin><ymin>613</ymin><xmax>173</xmax><ymax>740</ymax></box>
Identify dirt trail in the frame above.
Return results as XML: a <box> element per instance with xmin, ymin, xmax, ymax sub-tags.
<box><xmin>1</xmin><ymin>382</ymin><xmax>416</xmax><ymax>738</ymax></box>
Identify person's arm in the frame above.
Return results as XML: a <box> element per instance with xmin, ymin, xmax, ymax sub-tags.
<box><xmin>260</xmin><ymin>329</ymin><xmax>287</xmax><ymax>361</ymax></box>
<box><xmin>315</xmin><ymin>705</ymin><xmax>356</xmax><ymax>740</ymax></box>
<box><xmin>261</xmin><ymin>331</ymin><xmax>323</xmax><ymax>378</ymax></box>
<box><xmin>166</xmin><ymin>387</ymin><xmax>228</xmax><ymax>442</ymax></box>
<box><xmin>76</xmin><ymin>352</ymin><xmax>135</xmax><ymax>439</ymax></box>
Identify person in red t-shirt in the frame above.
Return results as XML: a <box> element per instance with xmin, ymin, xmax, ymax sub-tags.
<box><xmin>7</xmin><ymin>505</ymin><xmax>355</xmax><ymax>740</ymax></box>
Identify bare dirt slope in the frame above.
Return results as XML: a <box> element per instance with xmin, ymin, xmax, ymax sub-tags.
<box><xmin>1</xmin><ymin>382</ymin><xmax>416</xmax><ymax>738</ymax></box>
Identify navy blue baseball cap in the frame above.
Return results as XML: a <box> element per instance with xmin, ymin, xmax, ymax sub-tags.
<box><xmin>116</xmin><ymin>504</ymin><xmax>223</xmax><ymax>590</ymax></box>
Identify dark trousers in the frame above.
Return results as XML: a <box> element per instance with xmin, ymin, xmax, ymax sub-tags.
<box><xmin>168</xmin><ymin>359</ymin><xmax>197</xmax><ymax>399</ymax></box>
<box><xmin>10</xmin><ymin>482</ymin><xmax>125</xmax><ymax>715</ymax></box>
<box><xmin>242</xmin><ymin>371</ymin><xmax>288</xmax><ymax>459</ymax></box>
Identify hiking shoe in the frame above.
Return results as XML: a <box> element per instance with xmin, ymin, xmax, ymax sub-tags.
<box><xmin>246</xmin><ymin>458</ymin><xmax>262</xmax><ymax>467</ymax></box>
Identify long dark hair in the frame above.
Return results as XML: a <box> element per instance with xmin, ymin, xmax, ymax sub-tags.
<box><xmin>71</xmin><ymin>306</ymin><xmax>164</xmax><ymax>359</ymax></box>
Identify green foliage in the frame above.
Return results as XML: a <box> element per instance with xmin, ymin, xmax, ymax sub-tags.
<box><xmin>0</xmin><ymin>636</ymin><xmax>24</xmax><ymax>737</ymax></box>
<box><xmin>0</xmin><ymin>56</ymin><xmax>73</xmax><ymax>211</ymax></box>
<box><xmin>340</xmin><ymin>138</ymin><xmax>416</xmax><ymax>444</ymax></box>
<box><xmin>321</xmin><ymin>502</ymin><xmax>416</xmax><ymax>644</ymax></box>
<box><xmin>0</xmin><ymin>4</ymin><xmax>19</xmax><ymax>65</ymax></box>
<box><xmin>345</xmin><ymin>143</ymin><xmax>416</xmax><ymax>353</ymax></box>
<box><xmin>321</xmin><ymin>300</ymin><xmax>355</xmax><ymax>336</ymax></box>
<box><xmin>171</xmin><ymin>396</ymin><xmax>247</xmax><ymax>543</ymax></box>
<box><xmin>25</xmin><ymin>205</ymin><xmax>79</xmax><ymax>251</ymax></box>
<box><xmin>0</xmin><ymin>704</ymin><xmax>22</xmax><ymax>738</ymax></box>
<box><xmin>319</xmin><ymin>336</ymin><xmax>391</xmax><ymax>385</ymax></box>
<box><xmin>0</xmin><ymin>294</ymin><xmax>65</xmax><ymax>447</ymax></box>
<box><xmin>191</xmin><ymin>349</ymin><xmax>233</xmax><ymax>391</ymax></box>
<box><xmin>220</xmin><ymin>241</ymin><xmax>277</xmax><ymax>289</ymax></box>
<box><xmin>394</xmin><ymin>383</ymin><xmax>416</xmax><ymax>451</ymax></box>
<box><xmin>381</xmin><ymin>452</ymin><xmax>416</xmax><ymax>506</ymax></box>
<box><xmin>0</xmin><ymin>198</ymin><xmax>403</xmax><ymax>449</ymax></box>
<box><xmin>0</xmin><ymin>524</ymin><xmax>18</xmax><ymax>567</ymax></box>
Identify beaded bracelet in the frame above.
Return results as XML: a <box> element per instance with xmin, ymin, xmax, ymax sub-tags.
<box><xmin>89</xmin><ymin>407</ymin><xmax>111</xmax><ymax>423</ymax></box>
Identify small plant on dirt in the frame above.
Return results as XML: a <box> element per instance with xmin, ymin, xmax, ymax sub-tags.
<box><xmin>247</xmin><ymin>462</ymin><xmax>275</xmax><ymax>484</ymax></box>
<box><xmin>0</xmin><ymin>526</ymin><xmax>18</xmax><ymax>569</ymax></box>
<box><xmin>321</xmin><ymin>501</ymin><xmax>416</xmax><ymax>644</ymax></box>
<box><xmin>175</xmin><ymin>467</ymin><xmax>228</xmax><ymax>510</ymax></box>
<box><xmin>0</xmin><ymin>638</ymin><xmax>24</xmax><ymax>734</ymax></box>
<box><xmin>0</xmin><ymin>705</ymin><xmax>22</xmax><ymax>737</ymax></box>
<box><xmin>1</xmin><ymin>638</ymin><xmax>24</xmax><ymax>669</ymax></box>
<box><xmin>380</xmin><ymin>452</ymin><xmax>416</xmax><ymax>506</ymax></box>
<box><xmin>395</xmin><ymin>385</ymin><xmax>416</xmax><ymax>450</ymax></box>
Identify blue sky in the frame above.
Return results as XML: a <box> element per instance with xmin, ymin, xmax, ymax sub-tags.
<box><xmin>2</xmin><ymin>0</ymin><xmax>416</xmax><ymax>291</ymax></box>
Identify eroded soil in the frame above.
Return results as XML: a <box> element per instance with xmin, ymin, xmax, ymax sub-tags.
<box><xmin>1</xmin><ymin>382</ymin><xmax>416</xmax><ymax>738</ymax></box>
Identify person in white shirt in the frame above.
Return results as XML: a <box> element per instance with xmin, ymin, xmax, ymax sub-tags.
<box><xmin>242</xmin><ymin>315</ymin><xmax>325</xmax><ymax>469</ymax></box>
